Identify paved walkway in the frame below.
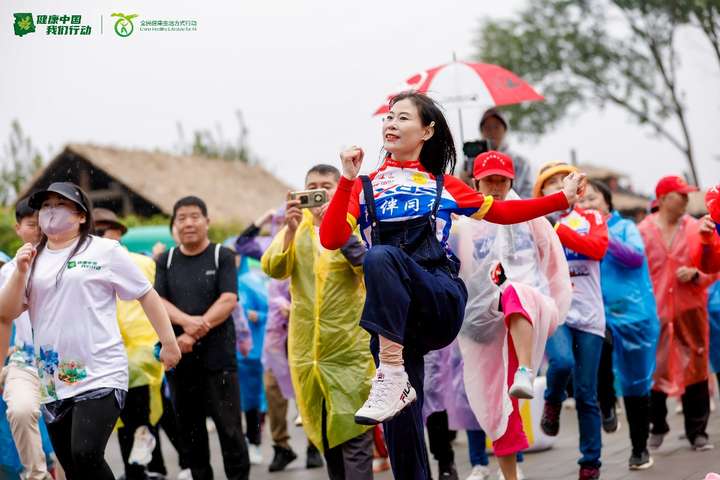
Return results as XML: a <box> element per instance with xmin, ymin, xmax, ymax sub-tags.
<box><xmin>107</xmin><ymin>398</ymin><xmax>720</xmax><ymax>479</ymax></box>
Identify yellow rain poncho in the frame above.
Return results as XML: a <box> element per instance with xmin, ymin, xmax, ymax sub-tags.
<box><xmin>117</xmin><ymin>251</ymin><xmax>164</xmax><ymax>425</ymax></box>
<box><xmin>261</xmin><ymin>209</ymin><xmax>374</xmax><ymax>450</ymax></box>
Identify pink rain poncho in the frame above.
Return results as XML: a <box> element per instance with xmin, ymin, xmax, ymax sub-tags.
<box><xmin>454</xmin><ymin>192</ymin><xmax>572</xmax><ymax>441</ymax></box>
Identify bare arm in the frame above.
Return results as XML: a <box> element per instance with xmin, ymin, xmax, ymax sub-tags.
<box><xmin>202</xmin><ymin>292</ymin><xmax>238</xmax><ymax>329</ymax></box>
<box><xmin>0</xmin><ymin>244</ymin><xmax>34</xmax><ymax>323</ymax></box>
<box><xmin>0</xmin><ymin>321</ymin><xmax>10</xmax><ymax>368</ymax></box>
<box><xmin>161</xmin><ymin>298</ymin><xmax>193</xmax><ymax>327</ymax></box>
<box><xmin>139</xmin><ymin>289</ymin><xmax>181</xmax><ymax>369</ymax></box>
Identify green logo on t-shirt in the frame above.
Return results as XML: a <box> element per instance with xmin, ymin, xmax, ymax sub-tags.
<box><xmin>67</xmin><ymin>260</ymin><xmax>101</xmax><ymax>271</ymax></box>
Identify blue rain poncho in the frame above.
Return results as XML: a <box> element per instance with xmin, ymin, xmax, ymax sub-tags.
<box><xmin>600</xmin><ymin>211</ymin><xmax>660</xmax><ymax>396</ymax></box>
<box><xmin>237</xmin><ymin>257</ymin><xmax>268</xmax><ymax>412</ymax></box>
<box><xmin>708</xmin><ymin>281</ymin><xmax>720</xmax><ymax>374</ymax></box>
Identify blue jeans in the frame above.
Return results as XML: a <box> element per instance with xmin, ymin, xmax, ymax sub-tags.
<box><xmin>545</xmin><ymin>324</ymin><xmax>603</xmax><ymax>468</ymax></box>
<box><xmin>466</xmin><ymin>430</ymin><xmax>524</xmax><ymax>467</ymax></box>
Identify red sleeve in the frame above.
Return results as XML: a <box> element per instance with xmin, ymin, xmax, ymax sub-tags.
<box><xmin>556</xmin><ymin>210</ymin><xmax>609</xmax><ymax>260</ymax></box>
<box><xmin>694</xmin><ymin>229</ymin><xmax>720</xmax><ymax>274</ymax></box>
<box><xmin>483</xmin><ymin>192</ymin><xmax>569</xmax><ymax>224</ymax></box>
<box><xmin>319</xmin><ymin>176</ymin><xmax>361</xmax><ymax>250</ymax></box>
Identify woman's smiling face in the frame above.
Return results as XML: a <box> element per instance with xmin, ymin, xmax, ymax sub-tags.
<box><xmin>382</xmin><ymin>98</ymin><xmax>433</xmax><ymax>159</ymax></box>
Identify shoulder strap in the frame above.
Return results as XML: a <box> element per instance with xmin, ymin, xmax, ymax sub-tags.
<box><xmin>214</xmin><ymin>243</ymin><xmax>220</xmax><ymax>269</ymax></box>
<box><xmin>166</xmin><ymin>247</ymin><xmax>175</xmax><ymax>270</ymax></box>
<box><xmin>430</xmin><ymin>174</ymin><xmax>444</xmax><ymax>220</ymax></box>
<box><xmin>360</xmin><ymin>175</ymin><xmax>380</xmax><ymax>244</ymax></box>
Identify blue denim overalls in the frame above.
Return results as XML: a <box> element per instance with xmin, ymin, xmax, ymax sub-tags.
<box><xmin>358</xmin><ymin>173</ymin><xmax>468</xmax><ymax>480</ymax></box>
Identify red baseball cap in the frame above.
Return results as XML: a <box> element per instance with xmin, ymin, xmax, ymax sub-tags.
<box><xmin>655</xmin><ymin>175</ymin><xmax>698</xmax><ymax>198</ymax></box>
<box><xmin>706</xmin><ymin>185</ymin><xmax>720</xmax><ymax>223</ymax></box>
<box><xmin>473</xmin><ymin>151</ymin><xmax>515</xmax><ymax>180</ymax></box>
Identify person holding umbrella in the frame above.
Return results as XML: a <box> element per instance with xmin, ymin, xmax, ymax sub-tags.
<box><xmin>319</xmin><ymin>91</ymin><xmax>584</xmax><ymax>479</ymax></box>
<box><xmin>474</xmin><ymin>109</ymin><xmax>533</xmax><ymax>199</ymax></box>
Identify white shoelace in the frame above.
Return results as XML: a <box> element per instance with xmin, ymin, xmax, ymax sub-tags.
<box><xmin>365</xmin><ymin>373</ymin><xmax>392</xmax><ymax>408</ymax></box>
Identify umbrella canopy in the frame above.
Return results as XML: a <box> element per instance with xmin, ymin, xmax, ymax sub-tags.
<box><xmin>374</xmin><ymin>61</ymin><xmax>543</xmax><ymax>116</ymax></box>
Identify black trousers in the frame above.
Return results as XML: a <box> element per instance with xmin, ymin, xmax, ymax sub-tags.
<box><xmin>623</xmin><ymin>395</ymin><xmax>650</xmax><ymax>456</ymax></box>
<box><xmin>244</xmin><ymin>408</ymin><xmax>262</xmax><ymax>446</ymax></box>
<box><xmin>168</xmin><ymin>363</ymin><xmax>250</xmax><ymax>480</ymax></box>
<box><xmin>597</xmin><ymin>333</ymin><xmax>616</xmax><ymax>418</ymax></box>
<box><xmin>158</xmin><ymin>386</ymin><xmax>191</xmax><ymax>470</ymax></box>
<box><xmin>118</xmin><ymin>385</ymin><xmax>168</xmax><ymax>479</ymax></box>
<box><xmin>426</xmin><ymin>410</ymin><xmax>455</xmax><ymax>468</ymax></box>
<box><xmin>46</xmin><ymin>392</ymin><xmax>120</xmax><ymax>480</ymax></box>
<box><xmin>650</xmin><ymin>380</ymin><xmax>710</xmax><ymax>444</ymax></box>
<box><xmin>321</xmin><ymin>401</ymin><xmax>373</xmax><ymax>480</ymax></box>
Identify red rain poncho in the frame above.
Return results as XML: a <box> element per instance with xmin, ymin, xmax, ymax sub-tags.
<box><xmin>638</xmin><ymin>214</ymin><xmax>717</xmax><ymax>396</ymax></box>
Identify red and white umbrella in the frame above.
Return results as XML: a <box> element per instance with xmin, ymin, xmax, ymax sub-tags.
<box><xmin>373</xmin><ymin>61</ymin><xmax>544</xmax><ymax>116</ymax></box>
<box><xmin>373</xmin><ymin>60</ymin><xmax>544</xmax><ymax>146</ymax></box>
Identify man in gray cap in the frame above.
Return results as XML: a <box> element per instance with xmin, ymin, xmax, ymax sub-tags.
<box><xmin>478</xmin><ymin>108</ymin><xmax>534</xmax><ymax>199</ymax></box>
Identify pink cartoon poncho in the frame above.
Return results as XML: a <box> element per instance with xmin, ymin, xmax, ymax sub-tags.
<box><xmin>453</xmin><ymin>191</ymin><xmax>572</xmax><ymax>441</ymax></box>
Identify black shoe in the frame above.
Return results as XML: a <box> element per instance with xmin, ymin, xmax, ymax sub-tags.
<box><xmin>541</xmin><ymin>401</ymin><xmax>561</xmax><ymax>437</ymax></box>
<box><xmin>601</xmin><ymin>406</ymin><xmax>619</xmax><ymax>433</ymax></box>
<box><xmin>438</xmin><ymin>462</ymin><xmax>459</xmax><ymax>480</ymax></box>
<box><xmin>268</xmin><ymin>445</ymin><xmax>297</xmax><ymax>472</ymax></box>
<box><xmin>692</xmin><ymin>434</ymin><xmax>715</xmax><ymax>451</ymax></box>
<box><xmin>628</xmin><ymin>450</ymin><xmax>654</xmax><ymax>470</ymax></box>
<box><xmin>306</xmin><ymin>444</ymin><xmax>324</xmax><ymax>469</ymax></box>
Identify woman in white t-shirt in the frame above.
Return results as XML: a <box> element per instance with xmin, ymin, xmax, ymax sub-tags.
<box><xmin>0</xmin><ymin>182</ymin><xmax>181</xmax><ymax>479</ymax></box>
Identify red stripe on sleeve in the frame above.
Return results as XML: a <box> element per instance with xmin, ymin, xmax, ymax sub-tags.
<box><xmin>483</xmin><ymin>192</ymin><xmax>569</xmax><ymax>225</ymax></box>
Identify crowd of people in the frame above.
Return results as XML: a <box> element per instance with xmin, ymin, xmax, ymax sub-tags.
<box><xmin>0</xmin><ymin>93</ymin><xmax>718</xmax><ymax>480</ymax></box>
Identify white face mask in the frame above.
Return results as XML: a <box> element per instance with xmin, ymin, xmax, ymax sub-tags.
<box><xmin>39</xmin><ymin>206</ymin><xmax>78</xmax><ymax>235</ymax></box>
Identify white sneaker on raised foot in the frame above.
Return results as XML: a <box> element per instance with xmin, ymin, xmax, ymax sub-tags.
<box><xmin>128</xmin><ymin>425</ymin><xmax>156</xmax><ymax>466</ymax></box>
<box><xmin>354</xmin><ymin>368</ymin><xmax>416</xmax><ymax>425</ymax></box>
<box><xmin>508</xmin><ymin>366</ymin><xmax>534</xmax><ymax>399</ymax></box>
<box><xmin>466</xmin><ymin>464</ymin><xmax>490</xmax><ymax>480</ymax></box>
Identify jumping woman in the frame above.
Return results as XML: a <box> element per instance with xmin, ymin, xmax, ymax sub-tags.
<box><xmin>319</xmin><ymin>92</ymin><xmax>584</xmax><ymax>479</ymax></box>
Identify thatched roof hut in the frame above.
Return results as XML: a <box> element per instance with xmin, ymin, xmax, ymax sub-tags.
<box><xmin>19</xmin><ymin>144</ymin><xmax>292</xmax><ymax>223</ymax></box>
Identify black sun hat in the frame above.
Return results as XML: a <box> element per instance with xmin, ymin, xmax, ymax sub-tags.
<box><xmin>28</xmin><ymin>182</ymin><xmax>88</xmax><ymax>212</ymax></box>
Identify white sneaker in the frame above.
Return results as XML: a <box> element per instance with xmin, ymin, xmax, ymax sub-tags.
<box><xmin>466</xmin><ymin>464</ymin><xmax>491</xmax><ymax>480</ymax></box>
<box><xmin>295</xmin><ymin>414</ymin><xmax>303</xmax><ymax>426</ymax></box>
<box><xmin>354</xmin><ymin>368</ymin><xmax>416</xmax><ymax>425</ymax></box>
<box><xmin>248</xmin><ymin>443</ymin><xmax>263</xmax><ymax>465</ymax></box>
<box><xmin>497</xmin><ymin>465</ymin><xmax>526</xmax><ymax>480</ymax></box>
<box><xmin>508</xmin><ymin>366</ymin><xmax>534</xmax><ymax>399</ymax></box>
<box><xmin>177</xmin><ymin>469</ymin><xmax>192</xmax><ymax>480</ymax></box>
<box><xmin>128</xmin><ymin>426</ymin><xmax>156</xmax><ymax>466</ymax></box>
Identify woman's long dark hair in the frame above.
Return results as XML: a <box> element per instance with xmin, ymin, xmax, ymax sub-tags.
<box><xmin>587</xmin><ymin>179</ymin><xmax>614</xmax><ymax>212</ymax></box>
<box><xmin>26</xmin><ymin>185</ymin><xmax>95</xmax><ymax>298</ymax></box>
<box><xmin>388</xmin><ymin>91</ymin><xmax>457</xmax><ymax>176</ymax></box>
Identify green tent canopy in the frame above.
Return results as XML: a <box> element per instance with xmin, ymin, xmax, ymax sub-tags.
<box><xmin>121</xmin><ymin>225</ymin><xmax>175</xmax><ymax>254</ymax></box>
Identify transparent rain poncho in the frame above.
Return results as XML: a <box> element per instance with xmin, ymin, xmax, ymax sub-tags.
<box><xmin>453</xmin><ymin>192</ymin><xmax>572</xmax><ymax>440</ymax></box>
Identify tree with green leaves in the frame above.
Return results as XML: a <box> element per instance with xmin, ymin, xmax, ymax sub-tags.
<box><xmin>474</xmin><ymin>0</ymin><xmax>714</xmax><ymax>186</ymax></box>
<box><xmin>0</xmin><ymin>120</ymin><xmax>44</xmax><ymax>205</ymax></box>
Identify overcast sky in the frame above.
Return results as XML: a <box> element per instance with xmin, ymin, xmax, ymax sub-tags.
<box><xmin>2</xmin><ymin>0</ymin><xmax>719</xmax><ymax>197</ymax></box>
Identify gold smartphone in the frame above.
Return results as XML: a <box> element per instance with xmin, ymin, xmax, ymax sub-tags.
<box><xmin>289</xmin><ymin>189</ymin><xmax>328</xmax><ymax>209</ymax></box>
